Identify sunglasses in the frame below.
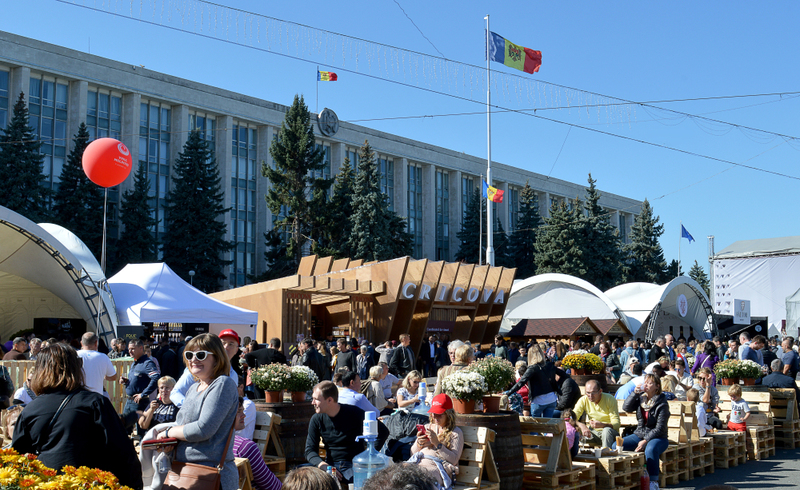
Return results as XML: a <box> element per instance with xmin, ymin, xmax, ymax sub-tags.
<box><xmin>184</xmin><ymin>350</ymin><xmax>214</xmax><ymax>362</ymax></box>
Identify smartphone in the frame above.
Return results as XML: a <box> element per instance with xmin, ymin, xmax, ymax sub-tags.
<box><xmin>416</xmin><ymin>424</ymin><xmax>426</xmax><ymax>435</ymax></box>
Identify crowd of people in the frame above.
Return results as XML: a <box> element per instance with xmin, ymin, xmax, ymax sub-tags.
<box><xmin>1</xmin><ymin>328</ymin><xmax>799</xmax><ymax>490</ymax></box>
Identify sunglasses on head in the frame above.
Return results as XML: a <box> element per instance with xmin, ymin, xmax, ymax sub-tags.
<box><xmin>184</xmin><ymin>350</ymin><xmax>214</xmax><ymax>362</ymax></box>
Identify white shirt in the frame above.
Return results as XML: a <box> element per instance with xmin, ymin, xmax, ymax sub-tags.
<box><xmin>235</xmin><ymin>397</ymin><xmax>256</xmax><ymax>440</ymax></box>
<box><xmin>667</xmin><ymin>370</ymin><xmax>693</xmax><ymax>399</ymax></box>
<box><xmin>379</xmin><ymin>373</ymin><xmax>399</xmax><ymax>399</ymax></box>
<box><xmin>644</xmin><ymin>361</ymin><xmax>661</xmax><ymax>374</ymax></box>
<box><xmin>14</xmin><ymin>386</ymin><xmax>33</xmax><ymax>404</ymax></box>
<box><xmin>78</xmin><ymin>349</ymin><xmax>117</xmax><ymax>395</ymax></box>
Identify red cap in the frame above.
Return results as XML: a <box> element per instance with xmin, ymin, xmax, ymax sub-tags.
<box><xmin>218</xmin><ymin>329</ymin><xmax>240</xmax><ymax>344</ymax></box>
<box><xmin>428</xmin><ymin>393</ymin><xmax>453</xmax><ymax>414</ymax></box>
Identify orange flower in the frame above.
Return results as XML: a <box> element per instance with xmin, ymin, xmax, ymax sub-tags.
<box><xmin>19</xmin><ymin>475</ymin><xmax>42</xmax><ymax>487</ymax></box>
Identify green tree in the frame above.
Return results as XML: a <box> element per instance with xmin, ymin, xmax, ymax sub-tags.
<box><xmin>623</xmin><ymin>199</ymin><xmax>668</xmax><ymax>284</ymax></box>
<box><xmin>318</xmin><ymin>157</ymin><xmax>355</xmax><ymax>258</ymax></box>
<box><xmin>665</xmin><ymin>259</ymin><xmax>682</xmax><ymax>280</ymax></box>
<box><xmin>509</xmin><ymin>181</ymin><xmax>541</xmax><ymax>279</ymax></box>
<box><xmin>0</xmin><ymin>93</ymin><xmax>50</xmax><ymax>222</ymax></box>
<box><xmin>387</xmin><ymin>213</ymin><xmax>414</xmax><ymax>259</ymax></box>
<box><xmin>264</xmin><ymin>95</ymin><xmax>333</xmax><ymax>268</ymax></box>
<box><xmin>347</xmin><ymin>140</ymin><xmax>395</xmax><ymax>261</ymax></box>
<box><xmin>455</xmin><ymin>188</ymin><xmax>485</xmax><ymax>264</ymax></box>
<box><xmin>535</xmin><ymin>199</ymin><xmax>589</xmax><ymax>278</ymax></box>
<box><xmin>252</xmin><ymin>228</ymin><xmax>297</xmax><ymax>281</ymax></box>
<box><xmin>493</xmin><ymin>217</ymin><xmax>513</xmax><ymax>268</ymax></box>
<box><xmin>582</xmin><ymin>174</ymin><xmax>623</xmax><ymax>290</ymax></box>
<box><xmin>689</xmin><ymin>260</ymin><xmax>710</xmax><ymax>297</ymax></box>
<box><xmin>52</xmin><ymin>123</ymin><xmax>104</xmax><ymax>257</ymax></box>
<box><xmin>115</xmin><ymin>162</ymin><xmax>158</xmax><ymax>268</ymax></box>
<box><xmin>161</xmin><ymin>130</ymin><xmax>233</xmax><ymax>292</ymax></box>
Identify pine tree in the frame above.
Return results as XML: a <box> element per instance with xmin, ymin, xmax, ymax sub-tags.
<box><xmin>493</xmin><ymin>218</ymin><xmax>513</xmax><ymax>268</ymax></box>
<box><xmin>161</xmin><ymin>130</ymin><xmax>233</xmax><ymax>292</ymax></box>
<box><xmin>455</xmin><ymin>188</ymin><xmax>485</xmax><ymax>264</ymax></box>
<box><xmin>52</xmin><ymin>123</ymin><xmax>104</xmax><ymax>257</ymax></box>
<box><xmin>0</xmin><ymin>93</ymin><xmax>50</xmax><ymax>222</ymax></box>
<box><xmin>689</xmin><ymin>260</ymin><xmax>710</xmax><ymax>297</ymax></box>
<box><xmin>264</xmin><ymin>95</ymin><xmax>333</xmax><ymax>268</ymax></box>
<box><xmin>535</xmin><ymin>199</ymin><xmax>589</xmax><ymax>278</ymax></box>
<box><xmin>664</xmin><ymin>259</ymin><xmax>682</xmax><ymax>281</ymax></box>
<box><xmin>115</xmin><ymin>162</ymin><xmax>158</xmax><ymax>269</ymax></box>
<box><xmin>509</xmin><ymin>181</ymin><xmax>541</xmax><ymax>279</ymax></box>
<box><xmin>319</xmin><ymin>157</ymin><xmax>355</xmax><ymax>258</ymax></box>
<box><xmin>252</xmin><ymin>228</ymin><xmax>297</xmax><ymax>281</ymax></box>
<box><xmin>387</xmin><ymin>213</ymin><xmax>414</xmax><ymax>259</ymax></box>
<box><xmin>622</xmin><ymin>199</ymin><xmax>668</xmax><ymax>284</ymax></box>
<box><xmin>582</xmin><ymin>174</ymin><xmax>623</xmax><ymax>290</ymax></box>
<box><xmin>347</xmin><ymin>140</ymin><xmax>395</xmax><ymax>261</ymax></box>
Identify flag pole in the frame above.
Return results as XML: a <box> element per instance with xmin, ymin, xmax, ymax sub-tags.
<box><xmin>679</xmin><ymin>221</ymin><xmax>682</xmax><ymax>278</ymax></box>
<box><xmin>316</xmin><ymin>65</ymin><xmax>319</xmax><ymax>113</ymax></box>
<box><xmin>479</xmin><ymin>174</ymin><xmax>483</xmax><ymax>266</ymax></box>
<box><xmin>485</xmin><ymin>14</ymin><xmax>494</xmax><ymax>267</ymax></box>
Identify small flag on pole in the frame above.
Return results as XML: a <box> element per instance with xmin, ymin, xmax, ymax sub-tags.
<box><xmin>318</xmin><ymin>71</ymin><xmax>338</xmax><ymax>81</ymax></box>
<box><xmin>482</xmin><ymin>180</ymin><xmax>504</xmax><ymax>203</ymax></box>
<box><xmin>681</xmin><ymin>224</ymin><xmax>695</xmax><ymax>243</ymax></box>
<box><xmin>487</xmin><ymin>31</ymin><xmax>541</xmax><ymax>74</ymax></box>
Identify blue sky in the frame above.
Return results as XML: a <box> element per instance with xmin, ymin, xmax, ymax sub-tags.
<box><xmin>4</xmin><ymin>1</ymin><xmax>800</xmax><ymax>279</ymax></box>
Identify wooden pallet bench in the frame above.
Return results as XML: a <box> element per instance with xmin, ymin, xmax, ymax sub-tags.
<box><xmin>253</xmin><ymin>411</ymin><xmax>287</xmax><ymax>480</ymax></box>
<box><xmin>689</xmin><ymin>438</ymin><xmax>714</xmax><ymax>479</ymax></box>
<box><xmin>574</xmin><ymin>451</ymin><xmax>644</xmax><ymax>490</ymax></box>
<box><xmin>746</xmin><ymin>425</ymin><xmax>776</xmax><ymax>461</ymax></box>
<box><xmin>769</xmin><ymin>388</ymin><xmax>800</xmax><ymax>449</ymax></box>
<box><xmin>519</xmin><ymin>417</ymin><xmax>595</xmax><ymax>490</ymax></box>
<box><xmin>709</xmin><ymin>431</ymin><xmax>746</xmax><ymax>469</ymax></box>
<box><xmin>718</xmin><ymin>390</ymin><xmax>776</xmax><ymax>461</ymax></box>
<box><xmin>454</xmin><ymin>426</ymin><xmax>501</xmax><ymax>490</ymax></box>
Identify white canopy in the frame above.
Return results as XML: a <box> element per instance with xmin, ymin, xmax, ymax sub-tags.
<box><xmin>108</xmin><ymin>263</ymin><xmax>258</xmax><ymax>327</ymax></box>
<box><xmin>500</xmin><ymin>273</ymin><xmax>631</xmax><ymax>334</ymax></box>
<box><xmin>0</xmin><ymin>206</ymin><xmax>118</xmax><ymax>341</ymax></box>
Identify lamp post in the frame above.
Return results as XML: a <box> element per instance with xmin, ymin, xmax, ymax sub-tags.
<box><xmin>189</xmin><ymin>270</ymin><xmax>195</xmax><ymax>286</ymax></box>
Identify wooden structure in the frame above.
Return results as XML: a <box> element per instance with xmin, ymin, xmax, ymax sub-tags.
<box><xmin>211</xmin><ymin>255</ymin><xmax>515</xmax><ymax>355</ymax></box>
<box><xmin>506</xmin><ymin>318</ymin><xmax>603</xmax><ymax>341</ymax></box>
<box><xmin>453</xmin><ymin>426</ymin><xmax>502</xmax><ymax>490</ymax></box>
<box><xmin>770</xmin><ymin>388</ymin><xmax>800</xmax><ymax>448</ymax></box>
<box><xmin>519</xmin><ymin>417</ymin><xmax>595</xmax><ymax>490</ymax></box>
<box><xmin>252</xmin><ymin>411</ymin><xmax>287</xmax><ymax>479</ymax></box>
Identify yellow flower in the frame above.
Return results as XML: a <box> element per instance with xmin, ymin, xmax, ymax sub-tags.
<box><xmin>0</xmin><ymin>467</ymin><xmax>19</xmax><ymax>485</ymax></box>
<box><xmin>20</xmin><ymin>475</ymin><xmax>42</xmax><ymax>487</ymax></box>
<box><xmin>35</xmin><ymin>481</ymin><xmax>66</xmax><ymax>490</ymax></box>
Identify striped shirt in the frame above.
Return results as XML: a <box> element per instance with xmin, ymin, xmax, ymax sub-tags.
<box><xmin>233</xmin><ymin>436</ymin><xmax>282</xmax><ymax>490</ymax></box>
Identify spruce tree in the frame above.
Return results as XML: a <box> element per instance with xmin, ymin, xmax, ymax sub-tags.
<box><xmin>493</xmin><ymin>217</ymin><xmax>513</xmax><ymax>268</ymax></box>
<box><xmin>582</xmin><ymin>174</ymin><xmax>623</xmax><ymax>290</ymax></box>
<box><xmin>252</xmin><ymin>228</ymin><xmax>297</xmax><ymax>281</ymax></box>
<box><xmin>509</xmin><ymin>181</ymin><xmax>541</xmax><ymax>279</ymax></box>
<box><xmin>455</xmin><ymin>188</ymin><xmax>485</xmax><ymax>264</ymax></box>
<box><xmin>264</xmin><ymin>95</ymin><xmax>333</xmax><ymax>268</ymax></box>
<box><xmin>534</xmin><ymin>199</ymin><xmax>589</xmax><ymax>278</ymax></box>
<box><xmin>161</xmin><ymin>130</ymin><xmax>233</xmax><ymax>292</ymax></box>
<box><xmin>0</xmin><ymin>93</ymin><xmax>50</xmax><ymax>222</ymax></box>
<box><xmin>622</xmin><ymin>199</ymin><xmax>668</xmax><ymax>284</ymax></box>
<box><xmin>52</xmin><ymin>123</ymin><xmax>104</xmax><ymax>257</ymax></box>
<box><xmin>115</xmin><ymin>162</ymin><xmax>158</xmax><ymax>268</ymax></box>
<box><xmin>387</xmin><ymin>213</ymin><xmax>414</xmax><ymax>259</ymax></box>
<box><xmin>347</xmin><ymin>140</ymin><xmax>395</xmax><ymax>261</ymax></box>
<box><xmin>689</xmin><ymin>260</ymin><xmax>710</xmax><ymax>297</ymax></box>
<box><xmin>319</xmin><ymin>157</ymin><xmax>355</xmax><ymax>258</ymax></box>
<box><xmin>664</xmin><ymin>259</ymin><xmax>682</xmax><ymax>281</ymax></box>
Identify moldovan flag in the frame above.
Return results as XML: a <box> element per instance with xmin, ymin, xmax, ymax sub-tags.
<box><xmin>488</xmin><ymin>31</ymin><xmax>541</xmax><ymax>74</ymax></box>
<box><xmin>318</xmin><ymin>71</ymin><xmax>338</xmax><ymax>81</ymax></box>
<box><xmin>482</xmin><ymin>180</ymin><xmax>504</xmax><ymax>203</ymax></box>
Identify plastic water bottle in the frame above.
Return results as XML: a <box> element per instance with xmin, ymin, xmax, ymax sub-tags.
<box><xmin>410</xmin><ymin>381</ymin><xmax>429</xmax><ymax>415</ymax></box>
<box><xmin>353</xmin><ymin>412</ymin><xmax>390</xmax><ymax>489</ymax></box>
<box><xmin>327</xmin><ymin>466</ymin><xmax>341</xmax><ymax>490</ymax></box>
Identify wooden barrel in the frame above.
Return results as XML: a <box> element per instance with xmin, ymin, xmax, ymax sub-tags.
<box><xmin>571</xmin><ymin>373</ymin><xmax>608</xmax><ymax>391</ymax></box>
<box><xmin>254</xmin><ymin>400</ymin><xmax>316</xmax><ymax>466</ymax></box>
<box><xmin>456</xmin><ymin>411</ymin><xmax>523</xmax><ymax>490</ymax></box>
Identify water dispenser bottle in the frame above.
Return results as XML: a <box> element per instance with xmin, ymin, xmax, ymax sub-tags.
<box><xmin>353</xmin><ymin>412</ymin><xmax>390</xmax><ymax>489</ymax></box>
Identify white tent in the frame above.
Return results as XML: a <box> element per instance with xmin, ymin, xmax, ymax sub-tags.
<box><xmin>787</xmin><ymin>286</ymin><xmax>800</xmax><ymax>339</ymax></box>
<box><xmin>0</xmin><ymin>206</ymin><xmax>117</xmax><ymax>342</ymax></box>
<box><xmin>500</xmin><ymin>273</ymin><xmax>631</xmax><ymax>334</ymax></box>
<box><xmin>108</xmin><ymin>264</ymin><xmax>258</xmax><ymax>339</ymax></box>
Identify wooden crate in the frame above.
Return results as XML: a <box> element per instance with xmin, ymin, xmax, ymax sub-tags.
<box><xmin>519</xmin><ymin>418</ymin><xmax>595</xmax><ymax>490</ymax></box>
<box><xmin>710</xmin><ymin>431</ymin><xmax>746</xmax><ymax>469</ymax></box>
<box><xmin>658</xmin><ymin>445</ymin><xmax>682</xmax><ymax>488</ymax></box>
<box><xmin>574</xmin><ymin>451</ymin><xmax>644</xmax><ymax>490</ymax></box>
<box><xmin>746</xmin><ymin>425</ymin><xmax>776</xmax><ymax>461</ymax></box>
<box><xmin>774</xmin><ymin>418</ymin><xmax>800</xmax><ymax>449</ymax></box>
<box><xmin>454</xmin><ymin>426</ymin><xmax>501</xmax><ymax>490</ymax></box>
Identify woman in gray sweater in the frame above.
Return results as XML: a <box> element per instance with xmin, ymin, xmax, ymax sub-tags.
<box><xmin>156</xmin><ymin>333</ymin><xmax>239</xmax><ymax>489</ymax></box>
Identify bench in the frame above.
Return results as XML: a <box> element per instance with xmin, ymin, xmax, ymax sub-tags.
<box><xmin>236</xmin><ymin>457</ymin><xmax>254</xmax><ymax>490</ymax></box>
<box><xmin>518</xmin><ymin>417</ymin><xmax>595</xmax><ymax>490</ymax></box>
<box><xmin>253</xmin><ymin>411</ymin><xmax>287</xmax><ymax>479</ymax></box>
<box><xmin>717</xmin><ymin>390</ymin><xmax>775</xmax><ymax>461</ymax></box>
<box><xmin>768</xmin><ymin>388</ymin><xmax>800</xmax><ymax>449</ymax></box>
<box><xmin>453</xmin><ymin>426</ymin><xmax>501</xmax><ymax>490</ymax></box>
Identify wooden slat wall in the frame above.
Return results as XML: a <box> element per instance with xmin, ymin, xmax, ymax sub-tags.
<box><xmin>456</xmin><ymin>265</ymin><xmax>490</xmax><ymax>342</ymax></box>
<box><xmin>284</xmin><ymin>291</ymin><xmax>312</xmax><ymax>345</ymax></box>
<box><xmin>408</xmin><ymin>261</ymin><xmax>445</xmax><ymax>349</ymax></box>
<box><xmin>482</xmin><ymin>267</ymin><xmax>517</xmax><ymax>344</ymax></box>
<box><xmin>471</xmin><ymin>267</ymin><xmax>503</xmax><ymax>342</ymax></box>
<box><xmin>349</xmin><ymin>295</ymin><xmax>374</xmax><ymax>341</ymax></box>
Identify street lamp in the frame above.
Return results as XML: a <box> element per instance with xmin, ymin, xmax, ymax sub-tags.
<box><xmin>189</xmin><ymin>270</ymin><xmax>195</xmax><ymax>286</ymax></box>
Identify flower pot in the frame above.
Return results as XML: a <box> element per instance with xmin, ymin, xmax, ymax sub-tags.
<box><xmin>265</xmin><ymin>390</ymin><xmax>283</xmax><ymax>403</ymax></box>
<box><xmin>574</xmin><ymin>368</ymin><xmax>586</xmax><ymax>375</ymax></box>
<box><xmin>742</xmin><ymin>378</ymin><xmax>756</xmax><ymax>386</ymax></box>
<box><xmin>482</xmin><ymin>395</ymin><xmax>501</xmax><ymax>413</ymax></box>
<box><xmin>452</xmin><ymin>398</ymin><xmax>476</xmax><ymax>414</ymax></box>
<box><xmin>291</xmin><ymin>391</ymin><xmax>307</xmax><ymax>402</ymax></box>
<box><xmin>719</xmin><ymin>377</ymin><xmax>738</xmax><ymax>386</ymax></box>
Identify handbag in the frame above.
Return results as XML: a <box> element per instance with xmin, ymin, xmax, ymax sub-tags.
<box><xmin>162</xmin><ymin>418</ymin><xmax>236</xmax><ymax>490</ymax></box>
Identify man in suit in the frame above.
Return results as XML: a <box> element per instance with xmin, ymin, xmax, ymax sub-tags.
<box><xmin>300</xmin><ymin>338</ymin><xmax>326</xmax><ymax>382</ymax></box>
<box><xmin>389</xmin><ymin>334</ymin><xmax>415</xmax><ymax>378</ymax></box>
<box><xmin>648</xmin><ymin>336</ymin><xmax>666</xmax><ymax>364</ymax></box>
<box><xmin>244</xmin><ymin>337</ymin><xmax>288</xmax><ymax>399</ymax></box>
<box><xmin>336</xmin><ymin>338</ymin><xmax>357</xmax><ymax>374</ymax></box>
<box><xmin>420</xmin><ymin>335</ymin><xmax>440</xmax><ymax>378</ymax></box>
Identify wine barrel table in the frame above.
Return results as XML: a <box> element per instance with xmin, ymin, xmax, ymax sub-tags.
<box><xmin>254</xmin><ymin>399</ymin><xmax>315</xmax><ymax>466</ymax></box>
<box><xmin>456</xmin><ymin>411</ymin><xmax>523</xmax><ymax>490</ymax></box>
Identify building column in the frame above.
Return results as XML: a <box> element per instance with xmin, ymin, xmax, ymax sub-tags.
<box><xmin>422</xmin><ymin>164</ymin><xmax>436</xmax><ymax>259</ymax></box>
<box><xmin>395</xmin><ymin>157</ymin><xmax>408</xmax><ymax>219</ymax></box>
<box><xmin>119</xmin><ymin>92</ymin><xmax>141</xmax><ymax>193</ymax></box>
<box><xmin>66</xmin><ymin>80</ymin><xmax>87</xmax><ymax>155</ymax></box>
<box><xmin>215</xmin><ymin>115</ymin><xmax>234</xmax><ymax>289</ymax></box>
<box><xmin>611</xmin><ymin>209</ymin><xmax>620</xmax><ymax>231</ymax></box>
<box><xmin>449</xmin><ymin>169</ymin><xmax>462</xmax><ymax>261</ymax></box>
<box><xmin>9</xmin><ymin>66</ymin><xmax>30</xmax><ymax>106</ymax></box>
<box><xmin>330</xmin><ymin>141</ymin><xmax>345</xmax><ymax>178</ymax></box>
<box><xmin>255</xmin><ymin>124</ymin><xmax>272</xmax><ymax>277</ymax></box>
<box><xmin>497</xmin><ymin>182</ymin><xmax>509</xmax><ymax>231</ymax></box>
<box><xmin>540</xmin><ymin>191</ymin><xmax>551</xmax><ymax>218</ymax></box>
<box><xmin>169</xmin><ymin>105</ymin><xmax>189</xmax><ymax>180</ymax></box>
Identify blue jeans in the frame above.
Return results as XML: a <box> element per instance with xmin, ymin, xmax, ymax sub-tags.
<box><xmin>613</xmin><ymin>435</ymin><xmax>669</xmax><ymax>478</ymax></box>
<box><xmin>334</xmin><ymin>460</ymin><xmax>354</xmax><ymax>484</ymax></box>
<box><xmin>532</xmin><ymin>401</ymin><xmax>557</xmax><ymax>418</ymax></box>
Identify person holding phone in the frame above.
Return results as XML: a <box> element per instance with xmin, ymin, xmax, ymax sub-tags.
<box><xmin>407</xmin><ymin>393</ymin><xmax>464</xmax><ymax>488</ymax></box>
<box><xmin>138</xmin><ymin>376</ymin><xmax>179</xmax><ymax>431</ymax></box>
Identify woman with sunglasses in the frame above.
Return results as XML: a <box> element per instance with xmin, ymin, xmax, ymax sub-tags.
<box><xmin>156</xmin><ymin>333</ymin><xmax>239</xmax><ymax>490</ymax></box>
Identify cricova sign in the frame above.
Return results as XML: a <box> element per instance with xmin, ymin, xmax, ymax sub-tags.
<box><xmin>400</xmin><ymin>282</ymin><xmax>506</xmax><ymax>304</ymax></box>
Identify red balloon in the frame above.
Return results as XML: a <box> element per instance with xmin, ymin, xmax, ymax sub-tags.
<box><xmin>82</xmin><ymin>138</ymin><xmax>133</xmax><ymax>188</ymax></box>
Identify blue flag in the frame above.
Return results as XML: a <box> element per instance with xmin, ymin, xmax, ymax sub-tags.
<box><xmin>681</xmin><ymin>224</ymin><xmax>694</xmax><ymax>243</ymax></box>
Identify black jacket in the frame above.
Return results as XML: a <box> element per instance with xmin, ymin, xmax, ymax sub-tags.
<box><xmin>556</xmin><ymin>375</ymin><xmax>581</xmax><ymax>411</ymax></box>
<box><xmin>12</xmin><ymin>389</ymin><xmax>143</xmax><ymax>489</ymax></box>
<box><xmin>302</xmin><ymin>347</ymin><xmax>326</xmax><ymax>381</ymax></box>
<box><xmin>245</xmin><ymin>347</ymin><xmax>288</xmax><ymax>369</ymax></box>
<box><xmin>336</xmin><ymin>350</ymin><xmax>357</xmax><ymax>374</ymax></box>
<box><xmin>389</xmin><ymin>346</ymin><xmax>415</xmax><ymax>377</ymax></box>
<box><xmin>623</xmin><ymin>391</ymin><xmax>670</xmax><ymax>442</ymax></box>
<box><xmin>649</xmin><ymin>345</ymin><xmax>666</xmax><ymax>364</ymax></box>
<box><xmin>508</xmin><ymin>361</ymin><xmax>566</xmax><ymax>399</ymax></box>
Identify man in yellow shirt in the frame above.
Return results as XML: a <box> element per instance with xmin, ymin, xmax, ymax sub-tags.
<box><xmin>573</xmin><ymin>380</ymin><xmax>620</xmax><ymax>448</ymax></box>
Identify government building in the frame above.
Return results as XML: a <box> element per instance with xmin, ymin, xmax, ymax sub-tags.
<box><xmin>0</xmin><ymin>30</ymin><xmax>643</xmax><ymax>289</ymax></box>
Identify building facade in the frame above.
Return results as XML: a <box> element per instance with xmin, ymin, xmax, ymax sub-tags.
<box><xmin>0</xmin><ymin>31</ymin><xmax>642</xmax><ymax>290</ymax></box>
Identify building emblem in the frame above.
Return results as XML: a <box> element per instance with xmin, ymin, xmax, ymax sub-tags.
<box><xmin>318</xmin><ymin>108</ymin><xmax>339</xmax><ymax>136</ymax></box>
<box><xmin>676</xmin><ymin>294</ymin><xmax>688</xmax><ymax>317</ymax></box>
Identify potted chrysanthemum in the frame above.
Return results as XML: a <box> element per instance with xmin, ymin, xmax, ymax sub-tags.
<box><xmin>467</xmin><ymin>357</ymin><xmax>515</xmax><ymax>413</ymax></box>
<box><xmin>251</xmin><ymin>363</ymin><xmax>292</xmax><ymax>403</ymax></box>
<box><xmin>287</xmin><ymin>365</ymin><xmax>320</xmax><ymax>402</ymax></box>
<box><xmin>441</xmin><ymin>371</ymin><xmax>488</xmax><ymax>414</ymax></box>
